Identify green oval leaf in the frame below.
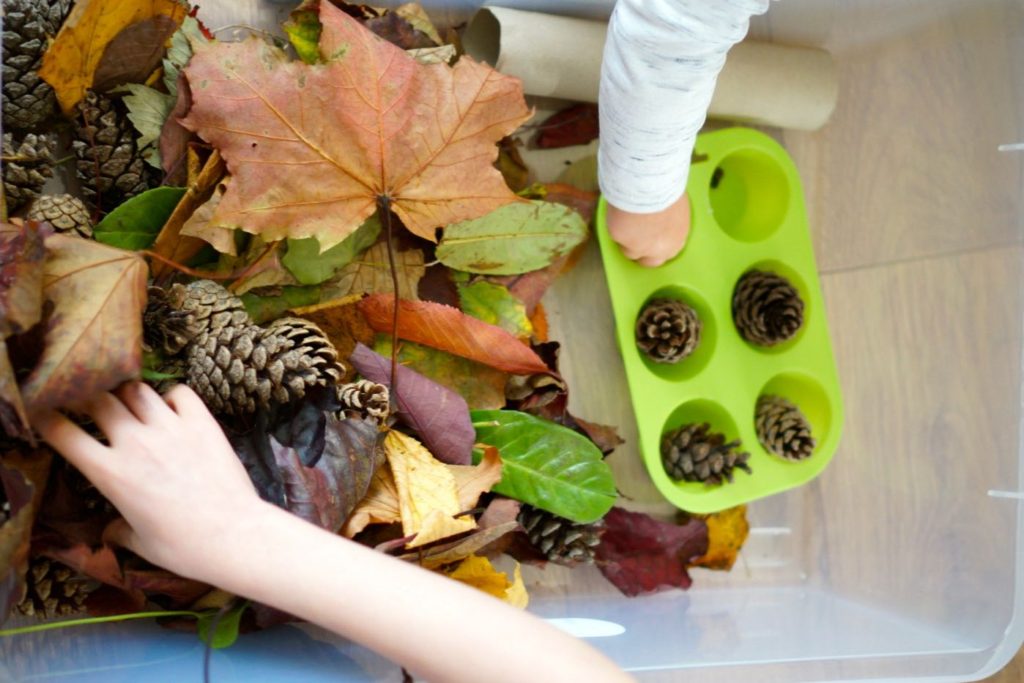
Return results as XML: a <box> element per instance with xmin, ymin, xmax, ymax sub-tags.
<box><xmin>472</xmin><ymin>410</ymin><xmax>616</xmax><ymax>523</ymax></box>
<box><xmin>282</xmin><ymin>214</ymin><xmax>381</xmax><ymax>285</ymax></box>
<box><xmin>438</xmin><ymin>201</ymin><xmax>587</xmax><ymax>275</ymax></box>
<box><xmin>197</xmin><ymin>601</ymin><xmax>249</xmax><ymax>650</ymax></box>
<box><xmin>93</xmin><ymin>186</ymin><xmax>187</xmax><ymax>250</ymax></box>
<box><xmin>457</xmin><ymin>279</ymin><xmax>532</xmax><ymax>338</ymax></box>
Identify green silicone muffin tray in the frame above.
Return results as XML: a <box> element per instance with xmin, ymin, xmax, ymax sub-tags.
<box><xmin>595</xmin><ymin>127</ymin><xmax>844</xmax><ymax>514</ymax></box>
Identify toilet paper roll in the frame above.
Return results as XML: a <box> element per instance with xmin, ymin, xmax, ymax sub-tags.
<box><xmin>463</xmin><ymin>6</ymin><xmax>838</xmax><ymax>131</ymax></box>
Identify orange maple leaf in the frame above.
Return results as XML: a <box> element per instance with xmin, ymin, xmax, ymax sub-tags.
<box><xmin>181</xmin><ymin>1</ymin><xmax>531</xmax><ymax>249</ymax></box>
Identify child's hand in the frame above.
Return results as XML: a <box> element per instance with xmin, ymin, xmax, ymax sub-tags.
<box><xmin>606</xmin><ymin>192</ymin><xmax>691</xmax><ymax>267</ymax></box>
<box><xmin>32</xmin><ymin>382</ymin><xmax>268</xmax><ymax>584</ymax></box>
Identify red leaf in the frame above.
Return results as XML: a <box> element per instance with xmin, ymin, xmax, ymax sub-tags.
<box><xmin>123</xmin><ymin>568</ymin><xmax>210</xmax><ymax>606</ymax></box>
<box><xmin>595</xmin><ymin>507</ymin><xmax>708</xmax><ymax>597</ymax></box>
<box><xmin>349</xmin><ymin>343</ymin><xmax>474</xmax><ymax>465</ymax></box>
<box><xmin>357</xmin><ymin>294</ymin><xmax>549</xmax><ymax>375</ymax></box>
<box><xmin>270</xmin><ymin>416</ymin><xmax>381</xmax><ymax>533</ymax></box>
<box><xmin>536</xmin><ymin>104</ymin><xmax>599</xmax><ymax>149</ymax></box>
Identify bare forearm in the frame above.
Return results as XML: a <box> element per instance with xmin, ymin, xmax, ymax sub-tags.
<box><xmin>216</xmin><ymin>503</ymin><xmax>632</xmax><ymax>683</ymax></box>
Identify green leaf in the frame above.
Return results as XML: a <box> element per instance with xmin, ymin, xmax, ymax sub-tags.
<box><xmin>376</xmin><ymin>337</ymin><xmax>508</xmax><ymax>411</ymax></box>
<box><xmin>284</xmin><ymin>3</ymin><xmax>322</xmax><ymax>64</ymax></box>
<box><xmin>197</xmin><ymin>601</ymin><xmax>249</xmax><ymax>650</ymax></box>
<box><xmin>472</xmin><ymin>410</ymin><xmax>616</xmax><ymax>523</ymax></box>
<box><xmin>437</xmin><ymin>201</ymin><xmax>587</xmax><ymax>276</ymax></box>
<box><xmin>120</xmin><ymin>84</ymin><xmax>174</xmax><ymax>168</ymax></box>
<box><xmin>240</xmin><ymin>285</ymin><xmax>321</xmax><ymax>324</ymax></box>
<box><xmin>163</xmin><ymin>16</ymin><xmax>208</xmax><ymax>92</ymax></box>
<box><xmin>282</xmin><ymin>214</ymin><xmax>381</xmax><ymax>285</ymax></box>
<box><xmin>458</xmin><ymin>279</ymin><xmax>532</xmax><ymax>338</ymax></box>
<box><xmin>93</xmin><ymin>187</ymin><xmax>187</xmax><ymax>250</ymax></box>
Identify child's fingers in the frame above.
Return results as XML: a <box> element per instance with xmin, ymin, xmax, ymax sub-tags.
<box><xmin>114</xmin><ymin>382</ymin><xmax>175</xmax><ymax>425</ymax></box>
<box><xmin>84</xmin><ymin>391</ymin><xmax>139</xmax><ymax>440</ymax></box>
<box><xmin>32</xmin><ymin>409</ymin><xmax>110</xmax><ymax>478</ymax></box>
<box><xmin>163</xmin><ymin>384</ymin><xmax>210</xmax><ymax>423</ymax></box>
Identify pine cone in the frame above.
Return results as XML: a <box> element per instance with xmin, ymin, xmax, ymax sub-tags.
<box><xmin>636</xmin><ymin>298</ymin><xmax>701</xmax><ymax>363</ymax></box>
<box><xmin>2</xmin><ymin>132</ymin><xmax>55</xmax><ymax>212</ymax></box>
<box><xmin>732</xmin><ymin>270</ymin><xmax>804</xmax><ymax>346</ymax></box>
<box><xmin>26</xmin><ymin>194</ymin><xmax>93</xmax><ymax>237</ymax></box>
<box><xmin>72</xmin><ymin>91</ymin><xmax>159</xmax><ymax>211</ymax></box>
<box><xmin>147</xmin><ymin>280</ymin><xmax>345</xmax><ymax>415</ymax></box>
<box><xmin>518</xmin><ymin>505</ymin><xmax>603</xmax><ymax>565</ymax></box>
<box><xmin>2</xmin><ymin>0</ymin><xmax>71</xmax><ymax>130</ymax></box>
<box><xmin>755</xmin><ymin>395</ymin><xmax>815</xmax><ymax>461</ymax></box>
<box><xmin>338</xmin><ymin>379</ymin><xmax>390</xmax><ymax>423</ymax></box>
<box><xmin>661</xmin><ymin>423</ymin><xmax>752</xmax><ymax>485</ymax></box>
<box><xmin>16</xmin><ymin>557</ymin><xmax>93</xmax><ymax>619</ymax></box>
<box><xmin>143</xmin><ymin>285</ymin><xmax>201</xmax><ymax>356</ymax></box>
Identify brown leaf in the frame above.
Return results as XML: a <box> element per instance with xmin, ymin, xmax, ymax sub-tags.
<box><xmin>181</xmin><ymin>1</ymin><xmax>531</xmax><ymax>248</ymax></box>
<box><xmin>400</xmin><ymin>520</ymin><xmax>519</xmax><ymax>569</ymax></box>
<box><xmin>122</xmin><ymin>568</ymin><xmax>210</xmax><ymax>606</ymax></box>
<box><xmin>349</xmin><ymin>343</ymin><xmax>475</xmax><ymax>465</ymax></box>
<box><xmin>322</xmin><ymin>243</ymin><xmax>425</xmax><ymax>300</ymax></box>
<box><xmin>688</xmin><ymin>505</ymin><xmax>750</xmax><ymax>571</ymax></box>
<box><xmin>0</xmin><ymin>449</ymin><xmax>52</xmax><ymax>623</ymax></box>
<box><xmin>150</xmin><ymin>150</ymin><xmax>227</xmax><ymax>275</ymax></box>
<box><xmin>536</xmin><ymin>104</ymin><xmax>599</xmax><ymax>149</ymax></box>
<box><xmin>358</xmin><ymin>295</ymin><xmax>550</xmax><ymax>375</ymax></box>
<box><xmin>39</xmin><ymin>0</ymin><xmax>187</xmax><ymax>114</ymax></box>
<box><xmin>179</xmin><ymin>178</ymin><xmax>234</xmax><ymax>255</ymax></box>
<box><xmin>448</xmin><ymin>444</ymin><xmax>502</xmax><ymax>511</ymax></box>
<box><xmin>572</xmin><ymin>416</ymin><xmax>625</xmax><ymax>456</ymax></box>
<box><xmin>595</xmin><ymin>507</ymin><xmax>708</xmax><ymax>597</ymax></box>
<box><xmin>496</xmin><ymin>137</ymin><xmax>530</xmax><ymax>192</ymax></box>
<box><xmin>0</xmin><ymin>341</ymin><xmax>29</xmax><ymax>439</ymax></box>
<box><xmin>364</xmin><ymin>9</ymin><xmax>438</xmax><ymax>49</ymax></box>
<box><xmin>290</xmin><ymin>296</ymin><xmax>373</xmax><ymax>383</ymax></box>
<box><xmin>92</xmin><ymin>15</ymin><xmax>179</xmax><ymax>92</ymax></box>
<box><xmin>0</xmin><ymin>222</ymin><xmax>47</xmax><ymax>337</ymax></box>
<box><xmin>542</xmin><ymin>183</ymin><xmax>598</xmax><ymax>225</ymax></box>
<box><xmin>160</xmin><ymin>73</ymin><xmax>194</xmax><ymax>187</ymax></box>
<box><xmin>21</xmin><ymin>235</ymin><xmax>147</xmax><ymax>412</ymax></box>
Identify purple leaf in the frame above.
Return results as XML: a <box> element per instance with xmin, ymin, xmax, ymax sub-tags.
<box><xmin>349</xmin><ymin>343</ymin><xmax>474</xmax><ymax>465</ymax></box>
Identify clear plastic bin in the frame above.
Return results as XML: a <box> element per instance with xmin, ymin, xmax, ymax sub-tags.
<box><xmin>4</xmin><ymin>1</ymin><xmax>1023</xmax><ymax>681</ymax></box>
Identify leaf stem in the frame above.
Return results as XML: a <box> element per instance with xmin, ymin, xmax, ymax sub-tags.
<box><xmin>379</xmin><ymin>196</ymin><xmax>400</xmax><ymax>403</ymax></box>
<box><xmin>140</xmin><ymin>250</ymin><xmax>237</xmax><ymax>280</ymax></box>
<box><xmin>227</xmin><ymin>241</ymin><xmax>277</xmax><ymax>293</ymax></box>
<box><xmin>0</xmin><ymin>610</ymin><xmax>204</xmax><ymax>637</ymax></box>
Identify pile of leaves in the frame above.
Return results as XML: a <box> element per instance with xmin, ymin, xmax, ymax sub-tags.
<box><xmin>0</xmin><ymin>0</ymin><xmax>749</xmax><ymax>643</ymax></box>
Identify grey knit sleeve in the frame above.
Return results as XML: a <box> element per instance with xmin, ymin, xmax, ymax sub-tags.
<box><xmin>598</xmin><ymin>0</ymin><xmax>770</xmax><ymax>213</ymax></box>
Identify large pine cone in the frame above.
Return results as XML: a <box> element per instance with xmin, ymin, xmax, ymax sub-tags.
<box><xmin>636</xmin><ymin>298</ymin><xmax>701</xmax><ymax>363</ymax></box>
<box><xmin>518</xmin><ymin>505</ymin><xmax>603</xmax><ymax>565</ymax></box>
<box><xmin>2</xmin><ymin>0</ymin><xmax>71</xmax><ymax>130</ymax></box>
<box><xmin>72</xmin><ymin>91</ymin><xmax>159</xmax><ymax>210</ymax></box>
<box><xmin>147</xmin><ymin>280</ymin><xmax>345</xmax><ymax>415</ymax></box>
<box><xmin>755</xmin><ymin>395</ymin><xmax>815</xmax><ymax>461</ymax></box>
<box><xmin>338</xmin><ymin>379</ymin><xmax>390</xmax><ymax>423</ymax></box>
<box><xmin>16</xmin><ymin>557</ymin><xmax>94</xmax><ymax>619</ymax></box>
<box><xmin>732</xmin><ymin>270</ymin><xmax>804</xmax><ymax>346</ymax></box>
<box><xmin>2</xmin><ymin>132</ymin><xmax>55</xmax><ymax>211</ymax></box>
<box><xmin>662</xmin><ymin>423</ymin><xmax>752</xmax><ymax>485</ymax></box>
<box><xmin>27</xmin><ymin>194</ymin><xmax>93</xmax><ymax>237</ymax></box>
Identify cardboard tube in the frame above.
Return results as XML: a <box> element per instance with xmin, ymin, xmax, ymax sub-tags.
<box><xmin>463</xmin><ymin>6</ymin><xmax>838</xmax><ymax>131</ymax></box>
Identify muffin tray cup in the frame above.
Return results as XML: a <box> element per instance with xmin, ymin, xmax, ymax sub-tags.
<box><xmin>595</xmin><ymin>127</ymin><xmax>844</xmax><ymax>514</ymax></box>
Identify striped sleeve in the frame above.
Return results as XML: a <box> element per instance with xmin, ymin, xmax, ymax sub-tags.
<box><xmin>598</xmin><ymin>0</ymin><xmax>770</xmax><ymax>213</ymax></box>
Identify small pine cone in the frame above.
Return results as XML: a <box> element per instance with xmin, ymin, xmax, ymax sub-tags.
<box><xmin>158</xmin><ymin>281</ymin><xmax>345</xmax><ymax>415</ymax></box>
<box><xmin>755</xmin><ymin>395</ymin><xmax>816</xmax><ymax>461</ymax></box>
<box><xmin>16</xmin><ymin>557</ymin><xmax>94</xmax><ymax>620</ymax></box>
<box><xmin>732</xmin><ymin>270</ymin><xmax>804</xmax><ymax>346</ymax></box>
<box><xmin>518</xmin><ymin>505</ymin><xmax>603</xmax><ymax>565</ymax></box>
<box><xmin>338</xmin><ymin>379</ymin><xmax>390</xmax><ymax>423</ymax></box>
<box><xmin>2</xmin><ymin>132</ymin><xmax>55</xmax><ymax>212</ymax></box>
<box><xmin>661</xmin><ymin>423</ymin><xmax>752</xmax><ymax>486</ymax></box>
<box><xmin>26</xmin><ymin>194</ymin><xmax>94</xmax><ymax>237</ymax></box>
<box><xmin>72</xmin><ymin>91</ymin><xmax>159</xmax><ymax>210</ymax></box>
<box><xmin>2</xmin><ymin>0</ymin><xmax>72</xmax><ymax>130</ymax></box>
<box><xmin>636</xmin><ymin>298</ymin><xmax>701</xmax><ymax>363</ymax></box>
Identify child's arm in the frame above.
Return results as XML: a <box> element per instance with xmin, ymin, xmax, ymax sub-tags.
<box><xmin>34</xmin><ymin>383</ymin><xmax>632</xmax><ymax>683</ymax></box>
<box><xmin>599</xmin><ymin>0</ymin><xmax>770</xmax><ymax>266</ymax></box>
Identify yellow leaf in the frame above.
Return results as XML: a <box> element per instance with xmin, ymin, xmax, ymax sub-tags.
<box><xmin>385</xmin><ymin>430</ymin><xmax>475</xmax><ymax>548</ymax></box>
<box><xmin>446</xmin><ymin>555</ymin><xmax>528</xmax><ymax>608</ymax></box>
<box><xmin>342</xmin><ymin>465</ymin><xmax>400</xmax><ymax>538</ymax></box>
<box><xmin>448</xmin><ymin>444</ymin><xmax>502</xmax><ymax>511</ymax></box>
<box><xmin>39</xmin><ymin>0</ymin><xmax>188</xmax><ymax>114</ymax></box>
<box><xmin>689</xmin><ymin>505</ymin><xmax>750</xmax><ymax>571</ymax></box>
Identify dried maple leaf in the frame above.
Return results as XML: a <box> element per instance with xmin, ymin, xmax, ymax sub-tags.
<box><xmin>0</xmin><ymin>449</ymin><xmax>52</xmax><ymax>623</ymax></box>
<box><xmin>39</xmin><ymin>0</ymin><xmax>188</xmax><ymax>114</ymax></box>
<box><xmin>0</xmin><ymin>222</ymin><xmax>47</xmax><ymax>338</ymax></box>
<box><xmin>358</xmin><ymin>294</ymin><xmax>550</xmax><ymax>375</ymax></box>
<box><xmin>688</xmin><ymin>505</ymin><xmax>750</xmax><ymax>571</ymax></box>
<box><xmin>21</xmin><ymin>235</ymin><xmax>147</xmax><ymax>413</ymax></box>
<box><xmin>181</xmin><ymin>1</ymin><xmax>530</xmax><ymax>248</ymax></box>
<box><xmin>595</xmin><ymin>507</ymin><xmax>709</xmax><ymax>597</ymax></box>
<box><xmin>322</xmin><ymin>243</ymin><xmax>425</xmax><ymax>300</ymax></box>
